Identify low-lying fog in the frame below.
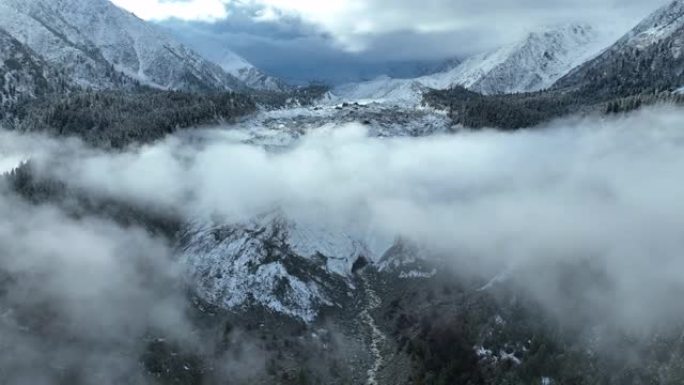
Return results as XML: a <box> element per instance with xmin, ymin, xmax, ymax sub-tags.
<box><xmin>2</xmin><ymin>106</ymin><xmax>684</xmax><ymax>382</ymax></box>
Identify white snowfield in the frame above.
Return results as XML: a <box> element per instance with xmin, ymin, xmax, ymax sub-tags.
<box><xmin>331</xmin><ymin>24</ymin><xmax>612</xmax><ymax>105</ymax></box>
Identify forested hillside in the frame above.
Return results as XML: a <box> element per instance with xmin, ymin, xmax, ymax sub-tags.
<box><xmin>424</xmin><ymin>86</ymin><xmax>684</xmax><ymax>130</ymax></box>
<box><xmin>4</xmin><ymin>90</ymin><xmax>257</xmax><ymax>147</ymax></box>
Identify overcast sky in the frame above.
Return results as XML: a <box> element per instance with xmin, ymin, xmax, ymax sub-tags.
<box><xmin>111</xmin><ymin>0</ymin><xmax>671</xmax><ymax>84</ymax></box>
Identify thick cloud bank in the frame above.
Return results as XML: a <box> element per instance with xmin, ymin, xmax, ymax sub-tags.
<box><xmin>0</xmin><ymin>189</ymin><xmax>193</xmax><ymax>384</ymax></box>
<box><xmin>3</xmin><ymin>106</ymin><xmax>684</xmax><ymax>379</ymax></box>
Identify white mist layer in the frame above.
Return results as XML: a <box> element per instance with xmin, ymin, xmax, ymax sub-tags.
<box><xmin>4</xmin><ymin>106</ymin><xmax>684</xmax><ymax>330</ymax></box>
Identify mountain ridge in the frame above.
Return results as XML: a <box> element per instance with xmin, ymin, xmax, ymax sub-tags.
<box><xmin>331</xmin><ymin>23</ymin><xmax>613</xmax><ymax>105</ymax></box>
<box><xmin>0</xmin><ymin>0</ymin><xmax>284</xmax><ymax>93</ymax></box>
<box><xmin>553</xmin><ymin>0</ymin><xmax>684</xmax><ymax>96</ymax></box>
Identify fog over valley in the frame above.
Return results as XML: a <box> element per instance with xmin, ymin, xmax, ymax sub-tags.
<box><xmin>5</xmin><ymin>0</ymin><xmax>684</xmax><ymax>384</ymax></box>
<box><xmin>3</xmin><ymin>106</ymin><xmax>684</xmax><ymax>381</ymax></box>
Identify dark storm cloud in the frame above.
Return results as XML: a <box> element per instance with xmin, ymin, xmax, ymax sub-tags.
<box><xmin>154</xmin><ymin>0</ymin><xmax>671</xmax><ymax>84</ymax></box>
<box><xmin>158</xmin><ymin>4</ymin><xmax>447</xmax><ymax>84</ymax></box>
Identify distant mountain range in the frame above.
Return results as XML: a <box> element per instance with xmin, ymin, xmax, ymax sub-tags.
<box><xmin>5</xmin><ymin>0</ymin><xmax>684</xmax><ymax>109</ymax></box>
<box><xmin>335</xmin><ymin>1</ymin><xmax>684</xmax><ymax>107</ymax></box>
<box><xmin>331</xmin><ymin>23</ymin><xmax>613</xmax><ymax>104</ymax></box>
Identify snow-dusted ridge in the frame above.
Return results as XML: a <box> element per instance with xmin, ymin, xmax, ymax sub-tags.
<box><xmin>331</xmin><ymin>23</ymin><xmax>614</xmax><ymax>105</ymax></box>
<box><xmin>425</xmin><ymin>23</ymin><xmax>609</xmax><ymax>94</ymax></box>
<box><xmin>553</xmin><ymin>0</ymin><xmax>684</xmax><ymax>92</ymax></box>
<box><xmin>620</xmin><ymin>0</ymin><xmax>684</xmax><ymax>49</ymax></box>
<box><xmin>208</xmin><ymin>48</ymin><xmax>289</xmax><ymax>92</ymax></box>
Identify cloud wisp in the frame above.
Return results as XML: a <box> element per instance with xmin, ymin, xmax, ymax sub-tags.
<box><xmin>0</xmin><ymin>185</ymin><xmax>195</xmax><ymax>383</ymax></box>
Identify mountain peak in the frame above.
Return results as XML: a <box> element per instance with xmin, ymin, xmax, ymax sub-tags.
<box><xmin>420</xmin><ymin>22</ymin><xmax>607</xmax><ymax>95</ymax></box>
<box><xmin>331</xmin><ymin>23</ymin><xmax>611</xmax><ymax>104</ymax></box>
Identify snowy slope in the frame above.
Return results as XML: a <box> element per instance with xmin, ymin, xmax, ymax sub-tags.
<box><xmin>331</xmin><ymin>76</ymin><xmax>428</xmax><ymax>106</ymax></box>
<box><xmin>209</xmin><ymin>49</ymin><xmax>289</xmax><ymax>92</ymax></box>
<box><xmin>180</xmin><ymin>211</ymin><xmax>387</xmax><ymax>322</ymax></box>
<box><xmin>425</xmin><ymin>24</ymin><xmax>608</xmax><ymax>94</ymax></box>
<box><xmin>332</xmin><ymin>24</ymin><xmax>610</xmax><ymax>105</ymax></box>
<box><xmin>0</xmin><ymin>28</ymin><xmax>62</xmax><ymax>107</ymax></box>
<box><xmin>618</xmin><ymin>0</ymin><xmax>684</xmax><ymax>49</ymax></box>
<box><xmin>0</xmin><ymin>0</ymin><xmax>244</xmax><ymax>91</ymax></box>
<box><xmin>554</xmin><ymin>1</ymin><xmax>684</xmax><ymax>94</ymax></box>
<box><xmin>179</xmin><ymin>208</ymin><xmax>440</xmax><ymax>321</ymax></box>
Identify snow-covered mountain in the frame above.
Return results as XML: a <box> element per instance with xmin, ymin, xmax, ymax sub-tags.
<box><xmin>554</xmin><ymin>1</ymin><xmax>684</xmax><ymax>96</ymax></box>
<box><xmin>426</xmin><ymin>24</ymin><xmax>607</xmax><ymax>94</ymax></box>
<box><xmin>332</xmin><ymin>24</ymin><xmax>611</xmax><ymax>105</ymax></box>
<box><xmin>202</xmin><ymin>48</ymin><xmax>289</xmax><ymax>92</ymax></box>
<box><xmin>0</xmin><ymin>0</ymin><xmax>245</xmax><ymax>92</ymax></box>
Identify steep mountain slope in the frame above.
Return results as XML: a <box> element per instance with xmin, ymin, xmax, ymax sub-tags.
<box><xmin>0</xmin><ymin>0</ymin><xmax>244</xmax><ymax>92</ymax></box>
<box><xmin>0</xmin><ymin>28</ymin><xmax>64</xmax><ymax>109</ymax></box>
<box><xmin>332</xmin><ymin>24</ymin><xmax>610</xmax><ymax>105</ymax></box>
<box><xmin>554</xmin><ymin>0</ymin><xmax>684</xmax><ymax>98</ymax></box>
<box><xmin>202</xmin><ymin>48</ymin><xmax>289</xmax><ymax>92</ymax></box>
<box><xmin>180</xmin><ymin>211</ymin><xmax>393</xmax><ymax>322</ymax></box>
<box><xmin>425</xmin><ymin>24</ymin><xmax>607</xmax><ymax>94</ymax></box>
